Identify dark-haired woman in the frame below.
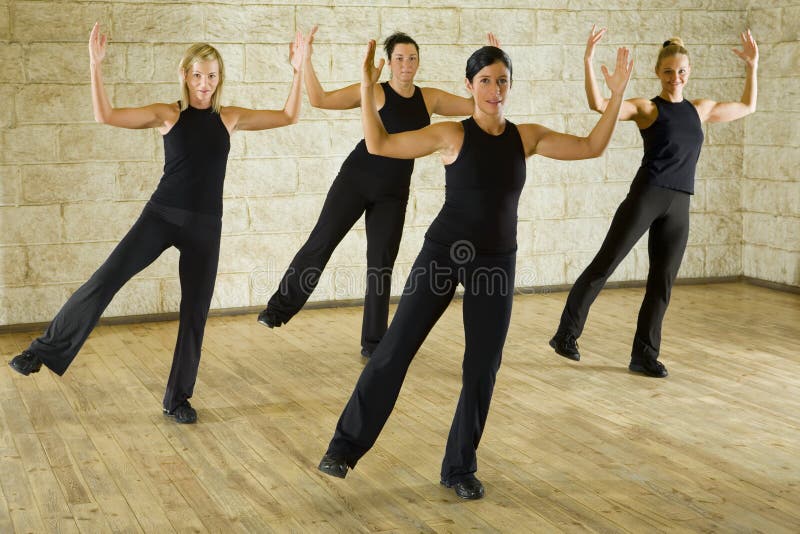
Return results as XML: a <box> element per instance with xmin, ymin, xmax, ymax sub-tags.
<box><xmin>550</xmin><ymin>27</ymin><xmax>758</xmax><ymax>378</ymax></box>
<box><xmin>258</xmin><ymin>29</ymin><xmax>501</xmax><ymax>359</ymax></box>
<box><xmin>317</xmin><ymin>41</ymin><xmax>633</xmax><ymax>499</ymax></box>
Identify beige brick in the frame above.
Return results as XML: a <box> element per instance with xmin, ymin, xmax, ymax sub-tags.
<box><xmin>705</xmin><ymin>119</ymin><xmax>744</xmax><ymax>145</ymax></box>
<box><xmin>245</xmin><ymin>121</ymin><xmax>331</xmax><ymax>157</ymax></box>
<box><xmin>704</xmin><ymin>179</ymin><xmax>741</xmax><ymax>213</ymax></box>
<box><xmin>298</xmin><ymin>157</ymin><xmax>344</xmax><ymax>193</ymax></box>
<box><xmin>458</xmin><ymin>10</ymin><xmax>536</xmax><ymax>45</ymax></box>
<box><xmin>1</xmin><ymin>125</ymin><xmax>58</xmax><ymax>164</ymax></box>
<box><xmin>418</xmin><ymin>0</ymin><xmax>563</xmax><ymax>6</ymax></box>
<box><xmin>111</xmin><ymin>4</ymin><xmax>204</xmax><ymax>43</ymax></box>
<box><xmin>221</xmin><ymin>197</ymin><xmax>249</xmax><ymax>235</ymax></box>
<box><xmin>416</xmin><ymin>44</ymin><xmax>484</xmax><ymax>83</ymax></box>
<box><xmin>59</xmin><ymin>125</ymin><xmax>154</xmax><ymax>162</ymax></box>
<box><xmin>122</xmin><ymin>44</ymin><xmax>154</xmax><ymax>81</ymax></box>
<box><xmin>229</xmin><ymin>82</ymin><xmax>297</xmax><ymax>112</ymax></box>
<box><xmin>743</xmin><ymin>146</ymin><xmax>799</xmax><ymax>181</ymax></box>
<box><xmin>705</xmin><ymin>244</ymin><xmax>742</xmax><ymax>277</ymax></box>
<box><xmin>0</xmin><ymin>166</ymin><xmax>20</xmax><ymax>205</ymax></box>
<box><xmin>564</xmin><ymin>182</ymin><xmax>629</xmax><ymax>218</ymax></box>
<box><xmin>409</xmin><ymin>189</ymin><xmax>443</xmax><ymax>227</ymax></box>
<box><xmin>114</xmin><ymin>83</ymin><xmax>176</xmax><ymax>108</ymax></box>
<box><xmin>16</xmin><ymin>84</ymin><xmax>91</xmax><ymax>125</ymax></box>
<box><xmin>328</xmin><ymin>229</ymin><xmax>368</xmax><ymax>265</ymax></box>
<box><xmin>536</xmin><ymin>10</ymin><xmax>607</xmax><ymax>46</ymax></box>
<box><xmin>519</xmin><ymin>184</ymin><xmax>566</xmax><ymax>220</ymax></box>
<box><xmin>0</xmin><ymin>85</ymin><xmax>14</xmax><ymax>128</ymax></box>
<box><xmin>0</xmin><ymin>44</ymin><xmax>24</xmax><ymax>83</ymax></box>
<box><xmin>224</xmin><ymin>157</ymin><xmax>299</xmax><ymax>198</ymax></box>
<box><xmin>22</xmin><ymin>163</ymin><xmax>116</xmax><ymax>203</ymax></box>
<box><xmin>742</xmin><ymin>180</ymin><xmax>800</xmax><ymax>217</ymax></box>
<box><xmin>116</xmin><ymin>162</ymin><xmax>162</xmax><ymax>201</ymax></box>
<box><xmin>0</xmin><ymin>246</ymin><xmax>28</xmax><ymax>287</ymax></box>
<box><xmin>692</xmin><ymin>45</ymin><xmax>753</xmax><ymax>78</ymax></box>
<box><xmin>564</xmin><ymin>249</ymin><xmax>636</xmax><ymax>284</ymax></box>
<box><xmin>745</xmin><ymin>112</ymin><xmax>800</xmax><ymax>147</ymax></box>
<box><xmin>689</xmin><ymin>213</ymin><xmax>741</xmax><ymax>246</ymax></box>
<box><xmin>606</xmin><ymin>148</ymin><xmax>642</xmax><ymax>182</ymax></box>
<box><xmin>518</xmin><ymin>253</ymin><xmax>566</xmax><ymax>287</ymax></box>
<box><xmin>25</xmin><ymin>242</ymin><xmax>108</xmax><ymax>284</ymax></box>
<box><xmin>783</xmin><ymin>7</ymin><xmax>800</xmax><ymax>42</ymax></box>
<box><xmin>534</xmin><ymin>217</ymin><xmax>611</xmax><ymax>254</ymax></box>
<box><xmin>696</xmin><ymin>145</ymin><xmax>743</xmax><ymax>178</ymax></box>
<box><xmin>0</xmin><ymin>0</ymin><xmax>8</xmax><ymax>41</ymax></box>
<box><xmin>0</xmin><ymin>205</ymin><xmax>63</xmax><ymax>248</ymax></box>
<box><xmin>26</xmin><ymin>43</ymin><xmax>124</xmax><ymax>84</ymax></box>
<box><xmin>297</xmin><ymin>6</ymin><xmax>379</xmax><ymax>44</ymax></box>
<box><xmin>743</xmin><ymin>244</ymin><xmax>800</xmax><ymax>286</ymax></box>
<box><xmin>247</xmin><ymin>194</ymin><xmax>327</xmax><ymax>234</ymax></box>
<box><xmin>530</xmin><ymin>80</ymin><xmax>586</xmax><ymax>114</ymax></box>
<box><xmin>681</xmin><ymin>11</ymin><xmax>743</xmax><ymax>46</ymax></box>
<box><xmin>206</xmin><ymin>5</ymin><xmax>294</xmax><ymax>43</ymax></box>
<box><xmin>743</xmin><ymin>213</ymin><xmax>800</xmax><ymax>251</ymax></box>
<box><xmin>244</xmin><ymin>45</ymin><xmax>297</xmax><ymax>84</ymax></box>
<box><xmin>757</xmin><ymin>77</ymin><xmax>800</xmax><ymax>114</ymax></box>
<box><xmin>161</xmin><ymin>272</ymin><xmax>250</xmax><ymax>313</ymax></box>
<box><xmin>607</xmin><ymin>11</ymin><xmax>682</xmax><ymax>46</ymax></box>
<box><xmin>410</xmin><ymin>154</ymin><xmax>445</xmax><ymax>189</ymax></box>
<box><xmin>395</xmin><ymin>225</ymin><xmax>427</xmax><ymax>264</ymax></box>
<box><xmin>379</xmin><ymin>8</ymin><xmax>459</xmax><ymax>45</ymax></box>
<box><xmin>566</xmin><ymin>113</ymin><xmax>641</xmax><ymax>149</ymax></box>
<box><xmin>63</xmin><ymin>201</ymin><xmax>144</xmax><ymax>243</ymax></box>
<box><xmin>12</xmin><ymin>2</ymin><xmax>109</xmax><ymax>42</ymax></box>
<box><xmin>676</xmin><ymin>245</ymin><xmax>706</xmax><ymax>279</ymax></box>
<box><xmin>0</xmin><ymin>285</ymin><xmax>73</xmax><ymax>325</ymax></box>
<box><xmin>746</xmin><ymin>8</ymin><xmax>782</xmax><ymax>44</ymax></box>
<box><xmin>103</xmin><ymin>279</ymin><xmax>161</xmax><ymax>318</ymax></box>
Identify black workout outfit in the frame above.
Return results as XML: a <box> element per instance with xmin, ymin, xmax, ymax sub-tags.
<box><xmin>263</xmin><ymin>82</ymin><xmax>430</xmax><ymax>355</ymax></box>
<box><xmin>27</xmin><ymin>104</ymin><xmax>229</xmax><ymax>412</ymax></box>
<box><xmin>557</xmin><ymin>96</ymin><xmax>703</xmax><ymax>365</ymax></box>
<box><xmin>326</xmin><ymin>117</ymin><xmax>526</xmax><ymax>485</ymax></box>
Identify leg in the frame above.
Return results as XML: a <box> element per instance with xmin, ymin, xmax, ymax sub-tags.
<box><xmin>556</xmin><ymin>185</ymin><xmax>666</xmax><ymax>340</ymax></box>
<box><xmin>26</xmin><ymin>208</ymin><xmax>174</xmax><ymax>375</ymax></box>
<box><xmin>324</xmin><ymin>241</ymin><xmax>457</xmax><ymax>469</ymax></box>
<box><xmin>630</xmin><ymin>192</ymin><xmax>690</xmax><ymax>374</ymax></box>
<box><xmin>163</xmin><ymin>215</ymin><xmax>222</xmax><ymax>414</ymax></box>
<box><xmin>441</xmin><ymin>254</ymin><xmax>515</xmax><ymax>486</ymax></box>
<box><xmin>263</xmin><ymin>171</ymin><xmax>367</xmax><ymax>325</ymax></box>
<box><xmin>360</xmin><ymin>196</ymin><xmax>408</xmax><ymax>355</ymax></box>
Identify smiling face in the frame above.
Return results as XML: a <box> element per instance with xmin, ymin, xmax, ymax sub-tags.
<box><xmin>388</xmin><ymin>43</ymin><xmax>419</xmax><ymax>84</ymax></box>
<box><xmin>466</xmin><ymin>60</ymin><xmax>511</xmax><ymax>117</ymax></box>
<box><xmin>656</xmin><ymin>54</ymin><xmax>690</xmax><ymax>100</ymax></box>
<box><xmin>184</xmin><ymin>60</ymin><xmax>220</xmax><ymax>109</ymax></box>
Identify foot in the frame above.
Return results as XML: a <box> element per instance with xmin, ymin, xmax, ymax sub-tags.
<box><xmin>441</xmin><ymin>475</ymin><xmax>485</xmax><ymax>500</ymax></box>
<box><xmin>163</xmin><ymin>400</ymin><xmax>198</xmax><ymax>424</ymax></box>
<box><xmin>257</xmin><ymin>308</ymin><xmax>282</xmax><ymax>329</ymax></box>
<box><xmin>9</xmin><ymin>350</ymin><xmax>42</xmax><ymax>376</ymax></box>
<box><xmin>628</xmin><ymin>358</ymin><xmax>668</xmax><ymax>378</ymax></box>
<box><xmin>549</xmin><ymin>332</ymin><xmax>580</xmax><ymax>361</ymax></box>
<box><xmin>318</xmin><ymin>453</ymin><xmax>348</xmax><ymax>479</ymax></box>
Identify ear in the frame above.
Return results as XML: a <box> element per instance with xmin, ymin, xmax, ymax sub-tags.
<box><xmin>464</xmin><ymin>77</ymin><xmax>473</xmax><ymax>94</ymax></box>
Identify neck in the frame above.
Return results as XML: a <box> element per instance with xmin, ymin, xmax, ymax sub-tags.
<box><xmin>472</xmin><ymin>109</ymin><xmax>506</xmax><ymax>135</ymax></box>
<box><xmin>188</xmin><ymin>96</ymin><xmax>213</xmax><ymax>109</ymax></box>
<box><xmin>388</xmin><ymin>78</ymin><xmax>415</xmax><ymax>97</ymax></box>
<box><xmin>659</xmin><ymin>90</ymin><xmax>684</xmax><ymax>103</ymax></box>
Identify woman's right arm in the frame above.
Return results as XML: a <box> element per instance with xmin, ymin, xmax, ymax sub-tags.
<box><xmin>303</xmin><ymin>25</ymin><xmax>362</xmax><ymax>110</ymax></box>
<box><xmin>584</xmin><ymin>25</ymin><xmax>644</xmax><ymax>122</ymax></box>
<box><xmin>89</xmin><ymin>22</ymin><xmax>173</xmax><ymax>129</ymax></box>
<box><xmin>360</xmin><ymin>40</ymin><xmax>460</xmax><ymax>161</ymax></box>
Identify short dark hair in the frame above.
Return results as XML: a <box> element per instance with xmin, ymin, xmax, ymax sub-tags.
<box><xmin>383</xmin><ymin>32</ymin><xmax>419</xmax><ymax>59</ymax></box>
<box><xmin>465</xmin><ymin>46</ymin><xmax>512</xmax><ymax>82</ymax></box>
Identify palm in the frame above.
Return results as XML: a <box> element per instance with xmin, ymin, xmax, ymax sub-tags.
<box><xmin>585</xmin><ymin>24</ymin><xmax>606</xmax><ymax>60</ymax></box>
<box><xmin>733</xmin><ymin>29</ymin><xmax>758</xmax><ymax>67</ymax></box>
<box><xmin>289</xmin><ymin>31</ymin><xmax>306</xmax><ymax>72</ymax></box>
<box><xmin>362</xmin><ymin>40</ymin><xmax>384</xmax><ymax>86</ymax></box>
<box><xmin>89</xmin><ymin>22</ymin><xmax>107</xmax><ymax>64</ymax></box>
<box><xmin>601</xmin><ymin>47</ymin><xmax>633</xmax><ymax>94</ymax></box>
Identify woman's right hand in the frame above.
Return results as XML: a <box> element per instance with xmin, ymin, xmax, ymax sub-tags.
<box><xmin>89</xmin><ymin>22</ymin><xmax>107</xmax><ymax>66</ymax></box>
<box><xmin>585</xmin><ymin>24</ymin><xmax>606</xmax><ymax>62</ymax></box>
<box><xmin>361</xmin><ymin>39</ymin><xmax>385</xmax><ymax>88</ymax></box>
<box><xmin>305</xmin><ymin>25</ymin><xmax>318</xmax><ymax>60</ymax></box>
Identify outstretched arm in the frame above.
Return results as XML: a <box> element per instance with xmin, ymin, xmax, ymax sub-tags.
<box><xmin>522</xmin><ymin>46</ymin><xmax>633</xmax><ymax>160</ymax></box>
<box><xmin>302</xmin><ymin>25</ymin><xmax>362</xmax><ymax>110</ymax></box>
<box><xmin>360</xmin><ymin>40</ymin><xmax>459</xmax><ymax>160</ymax></box>
<box><xmin>693</xmin><ymin>29</ymin><xmax>758</xmax><ymax>123</ymax></box>
<box><xmin>225</xmin><ymin>31</ymin><xmax>307</xmax><ymax>131</ymax></box>
<box><xmin>583</xmin><ymin>25</ymin><xmax>641</xmax><ymax>122</ymax></box>
<box><xmin>89</xmin><ymin>23</ymin><xmax>174</xmax><ymax>129</ymax></box>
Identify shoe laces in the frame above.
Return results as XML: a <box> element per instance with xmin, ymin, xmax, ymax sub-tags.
<box><xmin>564</xmin><ymin>333</ymin><xmax>579</xmax><ymax>350</ymax></box>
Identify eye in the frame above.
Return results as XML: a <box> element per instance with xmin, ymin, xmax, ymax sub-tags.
<box><xmin>499</xmin><ymin>79</ymin><xmax>508</xmax><ymax>85</ymax></box>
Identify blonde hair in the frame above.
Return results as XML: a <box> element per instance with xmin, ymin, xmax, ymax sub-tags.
<box><xmin>656</xmin><ymin>37</ymin><xmax>689</xmax><ymax>69</ymax></box>
<box><xmin>179</xmin><ymin>43</ymin><xmax>225</xmax><ymax>113</ymax></box>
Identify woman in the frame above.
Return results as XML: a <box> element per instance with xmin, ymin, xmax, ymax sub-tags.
<box><xmin>258</xmin><ymin>28</ymin><xmax>500</xmax><ymax>359</ymax></box>
<box><xmin>550</xmin><ymin>26</ymin><xmax>758</xmax><ymax>378</ymax></box>
<box><xmin>8</xmin><ymin>23</ymin><xmax>309</xmax><ymax>424</ymax></box>
<box><xmin>317</xmin><ymin>40</ymin><xmax>633</xmax><ymax>500</ymax></box>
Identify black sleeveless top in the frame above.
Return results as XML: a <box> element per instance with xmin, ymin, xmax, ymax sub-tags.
<box><xmin>633</xmin><ymin>96</ymin><xmax>704</xmax><ymax>194</ymax></box>
<box><xmin>341</xmin><ymin>81</ymin><xmax>430</xmax><ymax>184</ymax></box>
<box><xmin>426</xmin><ymin>117</ymin><xmax>527</xmax><ymax>254</ymax></box>
<box><xmin>151</xmin><ymin>104</ymin><xmax>231</xmax><ymax>215</ymax></box>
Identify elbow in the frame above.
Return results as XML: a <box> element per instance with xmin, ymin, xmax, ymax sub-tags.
<box><xmin>93</xmin><ymin>113</ymin><xmax>109</xmax><ymax>125</ymax></box>
<box><xmin>364</xmin><ymin>138</ymin><xmax>384</xmax><ymax>156</ymax></box>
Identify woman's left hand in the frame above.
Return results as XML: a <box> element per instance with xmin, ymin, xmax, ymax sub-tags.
<box><xmin>487</xmin><ymin>32</ymin><xmax>501</xmax><ymax>48</ymax></box>
<box><xmin>289</xmin><ymin>30</ymin><xmax>306</xmax><ymax>72</ymax></box>
<box><xmin>732</xmin><ymin>29</ymin><xmax>758</xmax><ymax>68</ymax></box>
<box><xmin>601</xmin><ymin>47</ymin><xmax>633</xmax><ymax>96</ymax></box>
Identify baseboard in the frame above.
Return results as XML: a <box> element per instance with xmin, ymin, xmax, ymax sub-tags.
<box><xmin>1</xmin><ymin>275</ymin><xmax>795</xmax><ymax>334</ymax></box>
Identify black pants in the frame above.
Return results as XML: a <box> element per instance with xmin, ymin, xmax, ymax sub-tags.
<box><xmin>557</xmin><ymin>182</ymin><xmax>690</xmax><ymax>362</ymax></box>
<box><xmin>266</xmin><ymin>166</ymin><xmax>409</xmax><ymax>354</ymax></box>
<box><xmin>326</xmin><ymin>239</ymin><xmax>515</xmax><ymax>484</ymax></box>
<box><xmin>28</xmin><ymin>202</ymin><xmax>221</xmax><ymax>412</ymax></box>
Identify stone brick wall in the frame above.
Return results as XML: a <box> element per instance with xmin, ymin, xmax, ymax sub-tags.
<box><xmin>0</xmin><ymin>1</ymin><xmax>796</xmax><ymax>326</ymax></box>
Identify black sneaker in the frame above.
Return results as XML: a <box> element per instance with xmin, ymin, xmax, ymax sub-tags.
<box><xmin>318</xmin><ymin>453</ymin><xmax>348</xmax><ymax>478</ymax></box>
<box><xmin>628</xmin><ymin>358</ymin><xmax>668</xmax><ymax>378</ymax></box>
<box><xmin>9</xmin><ymin>350</ymin><xmax>42</xmax><ymax>376</ymax></box>
<box><xmin>257</xmin><ymin>308</ymin><xmax>282</xmax><ymax>328</ymax></box>
<box><xmin>441</xmin><ymin>475</ymin><xmax>485</xmax><ymax>500</ymax></box>
<box><xmin>163</xmin><ymin>400</ymin><xmax>198</xmax><ymax>424</ymax></box>
<box><xmin>549</xmin><ymin>332</ymin><xmax>580</xmax><ymax>361</ymax></box>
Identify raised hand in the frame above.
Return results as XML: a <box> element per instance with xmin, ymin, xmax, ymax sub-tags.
<box><xmin>487</xmin><ymin>32</ymin><xmax>501</xmax><ymax>48</ymax></box>
<box><xmin>89</xmin><ymin>22</ymin><xmax>108</xmax><ymax>65</ymax></box>
<box><xmin>305</xmin><ymin>25</ymin><xmax>318</xmax><ymax>59</ymax></box>
<box><xmin>289</xmin><ymin>30</ymin><xmax>305</xmax><ymax>72</ymax></box>
<box><xmin>585</xmin><ymin>24</ymin><xmax>607</xmax><ymax>62</ymax></box>
<box><xmin>601</xmin><ymin>47</ymin><xmax>633</xmax><ymax>95</ymax></box>
<box><xmin>732</xmin><ymin>29</ymin><xmax>758</xmax><ymax>68</ymax></box>
<box><xmin>361</xmin><ymin>39</ymin><xmax>385</xmax><ymax>87</ymax></box>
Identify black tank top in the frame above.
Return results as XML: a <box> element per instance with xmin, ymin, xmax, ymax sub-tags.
<box><xmin>341</xmin><ymin>81</ymin><xmax>430</xmax><ymax>184</ymax></box>
<box><xmin>151</xmin><ymin>104</ymin><xmax>231</xmax><ymax>215</ymax></box>
<box><xmin>633</xmin><ymin>96</ymin><xmax>704</xmax><ymax>194</ymax></box>
<box><xmin>426</xmin><ymin>117</ymin><xmax>526</xmax><ymax>254</ymax></box>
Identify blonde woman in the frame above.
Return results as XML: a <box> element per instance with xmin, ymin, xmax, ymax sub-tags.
<box><xmin>9</xmin><ymin>23</ymin><xmax>309</xmax><ymax>424</ymax></box>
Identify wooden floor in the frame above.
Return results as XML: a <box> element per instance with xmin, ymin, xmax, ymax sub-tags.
<box><xmin>0</xmin><ymin>282</ymin><xmax>798</xmax><ymax>533</ymax></box>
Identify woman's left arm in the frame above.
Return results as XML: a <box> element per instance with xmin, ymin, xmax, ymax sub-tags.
<box><xmin>225</xmin><ymin>31</ymin><xmax>307</xmax><ymax>132</ymax></box>
<box><xmin>694</xmin><ymin>30</ymin><xmax>758</xmax><ymax>123</ymax></box>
